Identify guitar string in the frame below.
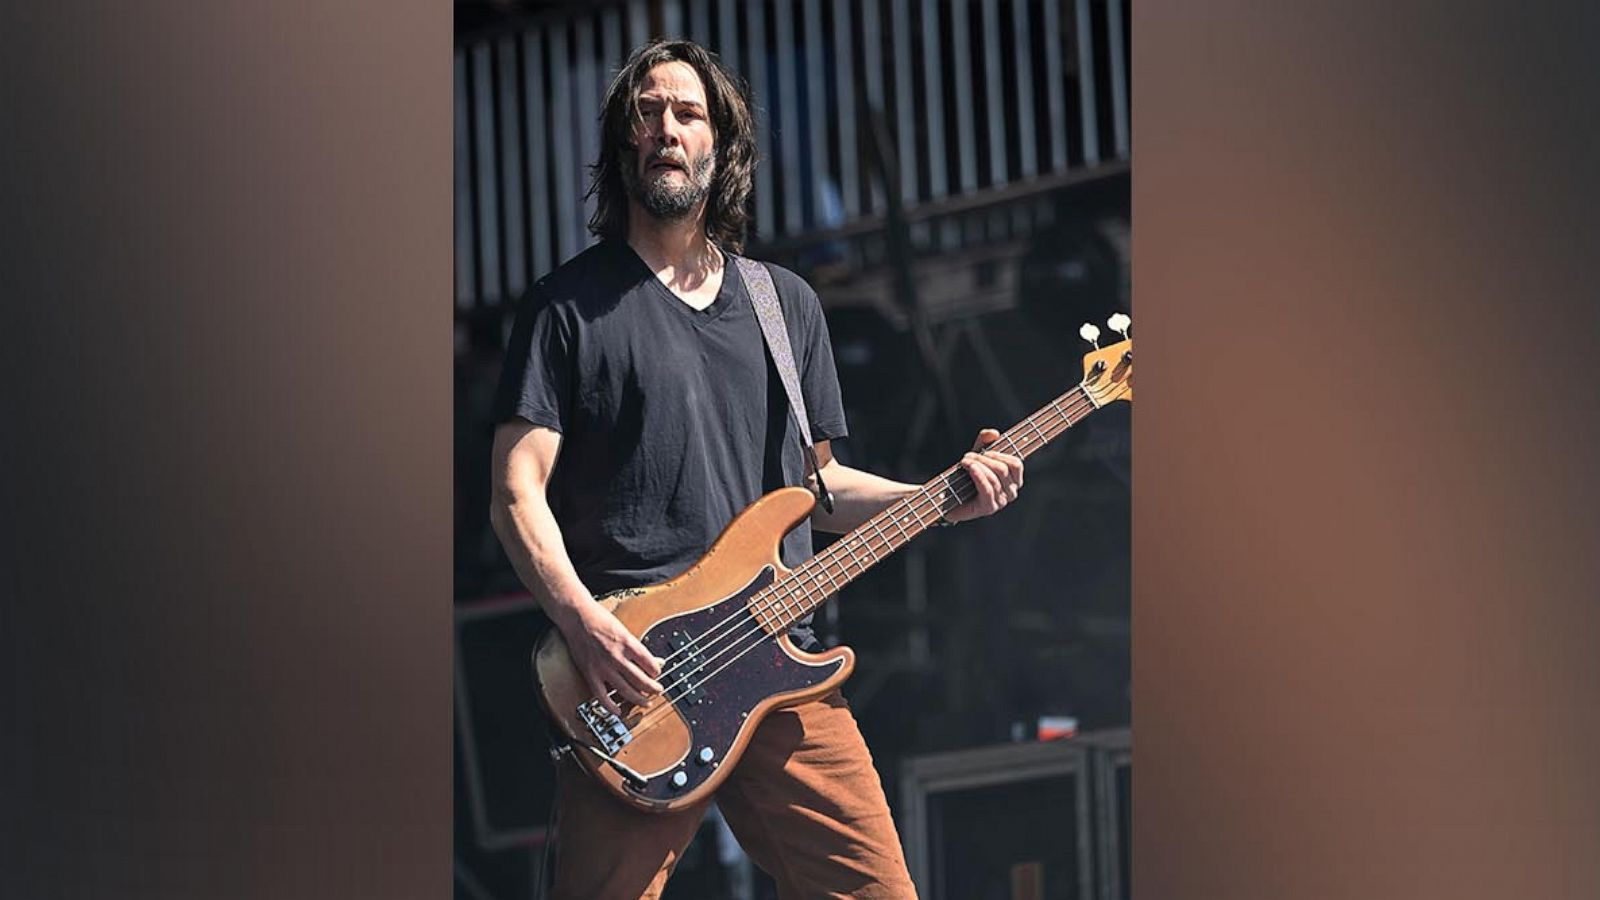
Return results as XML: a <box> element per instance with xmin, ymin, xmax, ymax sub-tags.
<box><xmin>595</xmin><ymin>381</ymin><xmax>1112</xmax><ymax>719</ymax></box>
<box><xmin>592</xmin><ymin>384</ymin><xmax>1096</xmax><ymax>710</ymax></box>
<box><xmin>608</xmin><ymin>385</ymin><xmax>1113</xmax><ymax>743</ymax></box>
<box><xmin>639</xmin><ymin>386</ymin><xmax>1112</xmax><ymax>707</ymax></box>
<box><xmin>612</xmin><ymin>397</ymin><xmax>1111</xmax><ymax>748</ymax></box>
<box><xmin>607</xmin><ymin>383</ymin><xmax>1125</xmax><ymax>742</ymax></box>
<box><xmin>706</xmin><ymin>386</ymin><xmax>1104</xmax><ymax>648</ymax></box>
<box><xmin>595</xmin><ymin>384</ymin><xmax>1103</xmax><ymax>717</ymax></box>
<box><xmin>613</xmin><ymin>466</ymin><xmax>990</xmax><ymax>741</ymax></box>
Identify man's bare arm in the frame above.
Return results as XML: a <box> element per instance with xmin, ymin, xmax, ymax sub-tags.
<box><xmin>490</xmin><ymin>420</ymin><xmax>662</xmax><ymax>714</ymax></box>
<box><xmin>806</xmin><ymin>431</ymin><xmax>1025</xmax><ymax>534</ymax></box>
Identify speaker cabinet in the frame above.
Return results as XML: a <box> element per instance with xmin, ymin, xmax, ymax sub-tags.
<box><xmin>901</xmin><ymin>739</ymin><xmax>1094</xmax><ymax>900</ymax></box>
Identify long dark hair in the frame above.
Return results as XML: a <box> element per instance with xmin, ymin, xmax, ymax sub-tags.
<box><xmin>586</xmin><ymin>40</ymin><xmax>757</xmax><ymax>252</ymax></box>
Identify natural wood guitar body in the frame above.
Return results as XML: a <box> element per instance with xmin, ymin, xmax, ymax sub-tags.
<box><xmin>534</xmin><ymin>486</ymin><xmax>854</xmax><ymax>813</ymax></box>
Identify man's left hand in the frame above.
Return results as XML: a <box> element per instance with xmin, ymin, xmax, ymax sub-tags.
<box><xmin>944</xmin><ymin>428</ymin><xmax>1024</xmax><ymax>524</ymax></box>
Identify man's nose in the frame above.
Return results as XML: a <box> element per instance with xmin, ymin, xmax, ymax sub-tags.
<box><xmin>656</xmin><ymin>110</ymin><xmax>683</xmax><ymax>146</ymax></box>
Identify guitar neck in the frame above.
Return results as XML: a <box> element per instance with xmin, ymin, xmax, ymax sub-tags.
<box><xmin>755</xmin><ymin>382</ymin><xmax>1106</xmax><ymax>633</ymax></box>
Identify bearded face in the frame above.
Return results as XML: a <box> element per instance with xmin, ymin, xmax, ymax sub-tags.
<box><xmin>622</xmin><ymin>141</ymin><xmax>717</xmax><ymax>222</ymax></box>
<box><xmin>624</xmin><ymin>61</ymin><xmax>719</xmax><ymax>224</ymax></box>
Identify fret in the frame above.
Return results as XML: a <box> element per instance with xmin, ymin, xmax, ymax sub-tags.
<box><xmin>775</xmin><ymin>590</ymin><xmax>800</xmax><ymax>627</ymax></box>
<box><xmin>824</xmin><ymin>550</ymin><xmax>849</xmax><ymax>583</ymax></box>
<box><xmin>875</xmin><ymin>527</ymin><xmax>894</xmax><ymax>555</ymax></box>
<box><xmin>870</xmin><ymin>513</ymin><xmax>901</xmax><ymax>552</ymax></box>
<box><xmin>1026</xmin><ymin>413</ymin><xmax>1049</xmax><ymax>453</ymax></box>
<box><xmin>865</xmin><ymin>518</ymin><xmax>889</xmax><ymax>555</ymax></box>
<box><xmin>866</xmin><ymin>519</ymin><xmax>889</xmax><ymax>553</ymax></box>
<box><xmin>943</xmin><ymin>474</ymin><xmax>968</xmax><ymax>512</ymax></box>
<box><xmin>891</xmin><ymin>509</ymin><xmax>914</xmax><ymax>543</ymax></box>
<box><xmin>853</xmin><ymin>543</ymin><xmax>876</xmax><ymax>568</ymax></box>
<box><xmin>1050</xmin><ymin>395</ymin><xmax>1074</xmax><ymax>429</ymax></box>
<box><xmin>879</xmin><ymin>507</ymin><xmax>902</xmax><ymax>537</ymax></box>
<box><xmin>767</xmin><ymin>588</ymin><xmax>796</xmax><ymax>622</ymax></box>
<box><xmin>816</xmin><ymin>554</ymin><xmax>843</xmax><ymax>596</ymax></box>
<box><xmin>997</xmin><ymin>425</ymin><xmax>1023</xmax><ymax>455</ymax></box>
<box><xmin>1071</xmin><ymin>385</ymin><xmax>1092</xmax><ymax>414</ymax></box>
<box><xmin>817</xmin><ymin>547</ymin><xmax>848</xmax><ymax>586</ymax></box>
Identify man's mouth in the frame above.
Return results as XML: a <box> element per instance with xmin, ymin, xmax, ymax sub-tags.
<box><xmin>649</xmin><ymin>159</ymin><xmax>686</xmax><ymax>173</ymax></box>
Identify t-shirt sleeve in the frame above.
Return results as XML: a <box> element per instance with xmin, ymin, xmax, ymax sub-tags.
<box><xmin>795</xmin><ymin>282</ymin><xmax>849</xmax><ymax>442</ymax></box>
<box><xmin>490</xmin><ymin>288</ymin><xmax>572</xmax><ymax>432</ymax></box>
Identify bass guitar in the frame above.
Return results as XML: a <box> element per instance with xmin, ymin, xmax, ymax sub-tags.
<box><xmin>534</xmin><ymin>319</ymin><xmax>1133</xmax><ymax>812</ymax></box>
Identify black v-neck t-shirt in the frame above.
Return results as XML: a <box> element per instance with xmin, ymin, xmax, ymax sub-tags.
<box><xmin>492</xmin><ymin>241</ymin><xmax>848</xmax><ymax>647</ymax></box>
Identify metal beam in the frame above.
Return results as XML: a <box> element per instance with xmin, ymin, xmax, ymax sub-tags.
<box><xmin>775</xmin><ymin>0</ymin><xmax>803</xmax><ymax>233</ymax></box>
<box><xmin>952</xmin><ymin>0</ymin><xmax>977</xmax><ymax>194</ymax></box>
<box><xmin>805</xmin><ymin>0</ymin><xmax>828</xmax><ymax>228</ymax></box>
<box><xmin>472</xmin><ymin>42</ymin><xmax>502</xmax><ymax>303</ymax></box>
<box><xmin>1043</xmin><ymin>0</ymin><xmax>1068</xmax><ymax>170</ymax></box>
<box><xmin>1108</xmin><ymin>0</ymin><xmax>1129</xmax><ymax>157</ymax></box>
<box><xmin>861</xmin><ymin>0</ymin><xmax>886</xmax><ymax>213</ymax></box>
<box><xmin>1012</xmin><ymin>0</ymin><xmax>1038</xmax><ymax>177</ymax></box>
<box><xmin>496</xmin><ymin>35</ymin><xmax>526</xmax><ymax>298</ymax></box>
<box><xmin>522</xmin><ymin>29</ymin><xmax>551</xmax><ymax>278</ymax></box>
<box><xmin>891</xmin><ymin>0</ymin><xmax>917</xmax><ymax>203</ymax></box>
<box><xmin>921</xmin><ymin>0</ymin><xmax>947</xmax><ymax>200</ymax></box>
<box><xmin>575</xmin><ymin>16</ymin><xmax>598</xmax><ymax>245</ymax></box>
<box><xmin>746</xmin><ymin>0</ymin><xmax>776</xmax><ymax>238</ymax></box>
<box><xmin>832</xmin><ymin>0</ymin><xmax>860</xmax><ymax>218</ymax></box>
<box><xmin>453</xmin><ymin>50</ymin><xmax>475</xmax><ymax>307</ymax></box>
<box><xmin>548</xmin><ymin>25</ymin><xmax>579</xmax><ymax>263</ymax></box>
<box><xmin>981</xmin><ymin>0</ymin><xmax>1005</xmax><ymax>185</ymax></box>
<box><xmin>1076</xmin><ymin>0</ymin><xmax>1100</xmax><ymax>165</ymax></box>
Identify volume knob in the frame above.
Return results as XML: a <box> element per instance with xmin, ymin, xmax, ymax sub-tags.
<box><xmin>697</xmin><ymin>747</ymin><xmax>715</xmax><ymax>765</ymax></box>
<box><xmin>670</xmin><ymin>771</ymin><xmax>688</xmax><ymax>789</ymax></box>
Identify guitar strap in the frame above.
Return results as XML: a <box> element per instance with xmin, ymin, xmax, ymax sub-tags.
<box><xmin>731</xmin><ymin>254</ymin><xmax>835</xmax><ymax>514</ymax></box>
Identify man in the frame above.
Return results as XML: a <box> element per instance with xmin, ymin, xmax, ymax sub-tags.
<box><xmin>490</xmin><ymin>39</ymin><xmax>1023</xmax><ymax>899</ymax></box>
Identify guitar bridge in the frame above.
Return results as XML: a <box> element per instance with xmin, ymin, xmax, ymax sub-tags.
<box><xmin>577</xmin><ymin>699</ymin><xmax>634</xmax><ymax>756</ymax></box>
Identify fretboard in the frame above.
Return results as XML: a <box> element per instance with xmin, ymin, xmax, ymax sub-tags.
<box><xmin>752</xmin><ymin>382</ymin><xmax>1106</xmax><ymax>633</ymax></box>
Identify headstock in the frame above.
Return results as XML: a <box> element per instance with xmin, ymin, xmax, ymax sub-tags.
<box><xmin>1078</xmin><ymin>314</ymin><xmax>1133</xmax><ymax>406</ymax></box>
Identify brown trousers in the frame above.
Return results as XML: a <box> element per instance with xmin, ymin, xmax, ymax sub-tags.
<box><xmin>548</xmin><ymin>691</ymin><xmax>918</xmax><ymax>899</ymax></box>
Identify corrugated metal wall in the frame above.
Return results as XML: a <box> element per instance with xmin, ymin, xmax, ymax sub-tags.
<box><xmin>455</xmin><ymin>0</ymin><xmax>1131</xmax><ymax>312</ymax></box>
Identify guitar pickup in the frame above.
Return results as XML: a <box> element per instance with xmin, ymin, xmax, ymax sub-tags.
<box><xmin>661</xmin><ymin>629</ymin><xmax>708</xmax><ymax>707</ymax></box>
<box><xmin>577</xmin><ymin>699</ymin><xmax>634</xmax><ymax>756</ymax></box>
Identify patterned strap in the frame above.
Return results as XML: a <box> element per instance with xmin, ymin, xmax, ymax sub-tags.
<box><xmin>732</xmin><ymin>254</ymin><xmax>834</xmax><ymax>512</ymax></box>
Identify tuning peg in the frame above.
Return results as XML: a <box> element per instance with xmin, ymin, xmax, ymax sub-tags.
<box><xmin>1107</xmin><ymin>313</ymin><xmax>1131</xmax><ymax>340</ymax></box>
<box><xmin>1079</xmin><ymin>323</ymin><xmax>1101</xmax><ymax>348</ymax></box>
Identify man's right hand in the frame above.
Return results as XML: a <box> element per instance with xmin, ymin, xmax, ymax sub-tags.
<box><xmin>491</xmin><ymin>421</ymin><xmax>665</xmax><ymax>716</ymax></box>
<box><xmin>556</xmin><ymin>601</ymin><xmax>665</xmax><ymax>716</ymax></box>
